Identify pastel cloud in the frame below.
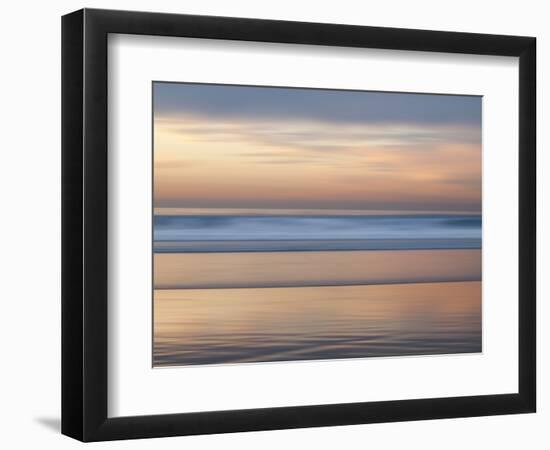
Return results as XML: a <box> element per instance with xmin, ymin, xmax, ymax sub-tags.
<box><xmin>153</xmin><ymin>83</ymin><xmax>481</xmax><ymax>213</ymax></box>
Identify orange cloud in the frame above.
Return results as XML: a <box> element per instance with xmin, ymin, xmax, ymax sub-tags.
<box><xmin>153</xmin><ymin>114</ymin><xmax>481</xmax><ymax>212</ymax></box>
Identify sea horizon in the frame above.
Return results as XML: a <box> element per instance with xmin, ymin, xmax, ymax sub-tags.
<box><xmin>154</xmin><ymin>206</ymin><xmax>482</xmax><ymax>216</ymax></box>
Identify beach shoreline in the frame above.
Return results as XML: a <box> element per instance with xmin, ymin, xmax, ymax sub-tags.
<box><xmin>154</xmin><ymin>248</ymin><xmax>481</xmax><ymax>290</ymax></box>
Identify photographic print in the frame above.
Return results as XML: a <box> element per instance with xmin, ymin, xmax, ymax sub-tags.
<box><xmin>152</xmin><ymin>82</ymin><xmax>482</xmax><ymax>367</ymax></box>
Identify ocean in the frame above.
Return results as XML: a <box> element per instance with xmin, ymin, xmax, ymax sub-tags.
<box><xmin>153</xmin><ymin>211</ymin><xmax>482</xmax><ymax>366</ymax></box>
<box><xmin>153</xmin><ymin>213</ymin><xmax>481</xmax><ymax>253</ymax></box>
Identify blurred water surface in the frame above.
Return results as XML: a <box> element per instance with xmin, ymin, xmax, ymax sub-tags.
<box><xmin>154</xmin><ymin>248</ymin><xmax>481</xmax><ymax>289</ymax></box>
<box><xmin>153</xmin><ymin>212</ymin><xmax>482</xmax><ymax>367</ymax></box>
<box><xmin>154</xmin><ymin>281</ymin><xmax>481</xmax><ymax>366</ymax></box>
<box><xmin>154</xmin><ymin>214</ymin><xmax>481</xmax><ymax>252</ymax></box>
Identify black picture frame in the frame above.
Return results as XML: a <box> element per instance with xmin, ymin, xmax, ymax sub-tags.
<box><xmin>62</xmin><ymin>8</ymin><xmax>536</xmax><ymax>442</ymax></box>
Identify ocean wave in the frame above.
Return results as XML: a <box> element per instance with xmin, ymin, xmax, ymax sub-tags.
<box><xmin>154</xmin><ymin>214</ymin><xmax>481</xmax><ymax>244</ymax></box>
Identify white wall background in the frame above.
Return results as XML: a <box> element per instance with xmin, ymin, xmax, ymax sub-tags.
<box><xmin>0</xmin><ymin>0</ymin><xmax>546</xmax><ymax>448</ymax></box>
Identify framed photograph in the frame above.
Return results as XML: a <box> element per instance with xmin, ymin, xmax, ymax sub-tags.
<box><xmin>61</xmin><ymin>8</ymin><xmax>536</xmax><ymax>441</ymax></box>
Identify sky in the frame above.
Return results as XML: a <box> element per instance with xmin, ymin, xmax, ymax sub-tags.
<box><xmin>153</xmin><ymin>82</ymin><xmax>481</xmax><ymax>213</ymax></box>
